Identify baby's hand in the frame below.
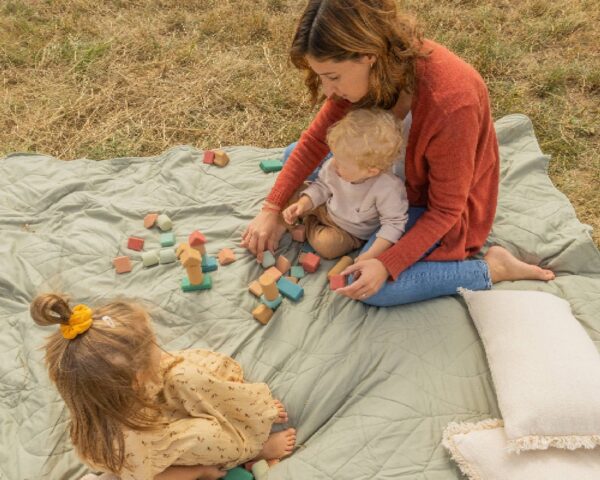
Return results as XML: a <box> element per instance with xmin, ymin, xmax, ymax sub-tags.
<box><xmin>355</xmin><ymin>253</ymin><xmax>372</xmax><ymax>263</ymax></box>
<box><xmin>283</xmin><ymin>202</ymin><xmax>302</xmax><ymax>225</ymax></box>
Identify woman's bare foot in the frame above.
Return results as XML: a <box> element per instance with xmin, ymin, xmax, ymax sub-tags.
<box><xmin>257</xmin><ymin>428</ymin><xmax>296</xmax><ymax>460</ymax></box>
<box><xmin>273</xmin><ymin>399</ymin><xmax>288</xmax><ymax>424</ymax></box>
<box><xmin>484</xmin><ymin>246</ymin><xmax>555</xmax><ymax>283</ymax></box>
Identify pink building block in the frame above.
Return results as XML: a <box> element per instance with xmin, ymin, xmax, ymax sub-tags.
<box><xmin>127</xmin><ymin>236</ymin><xmax>145</xmax><ymax>251</ymax></box>
<box><xmin>203</xmin><ymin>150</ymin><xmax>215</xmax><ymax>164</ymax></box>
<box><xmin>300</xmin><ymin>252</ymin><xmax>320</xmax><ymax>273</ymax></box>
<box><xmin>217</xmin><ymin>248</ymin><xmax>236</xmax><ymax>265</ymax></box>
<box><xmin>291</xmin><ymin>225</ymin><xmax>306</xmax><ymax>242</ymax></box>
<box><xmin>189</xmin><ymin>230</ymin><xmax>207</xmax><ymax>247</ymax></box>
<box><xmin>329</xmin><ymin>274</ymin><xmax>346</xmax><ymax>290</ymax></box>
<box><xmin>144</xmin><ymin>213</ymin><xmax>158</xmax><ymax>229</ymax></box>
<box><xmin>113</xmin><ymin>256</ymin><xmax>132</xmax><ymax>274</ymax></box>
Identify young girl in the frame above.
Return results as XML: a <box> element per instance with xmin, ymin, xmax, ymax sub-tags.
<box><xmin>31</xmin><ymin>293</ymin><xmax>296</xmax><ymax>480</ymax></box>
<box><xmin>282</xmin><ymin>108</ymin><xmax>408</xmax><ymax>260</ymax></box>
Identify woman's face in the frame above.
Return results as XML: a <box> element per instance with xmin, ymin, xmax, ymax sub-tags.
<box><xmin>306</xmin><ymin>54</ymin><xmax>374</xmax><ymax>103</ymax></box>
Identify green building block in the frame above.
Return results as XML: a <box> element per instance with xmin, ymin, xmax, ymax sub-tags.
<box><xmin>260</xmin><ymin>159</ymin><xmax>283</xmax><ymax>173</ymax></box>
<box><xmin>290</xmin><ymin>265</ymin><xmax>305</xmax><ymax>279</ymax></box>
<box><xmin>223</xmin><ymin>467</ymin><xmax>253</xmax><ymax>480</ymax></box>
<box><xmin>160</xmin><ymin>232</ymin><xmax>176</xmax><ymax>247</ymax></box>
<box><xmin>181</xmin><ymin>274</ymin><xmax>212</xmax><ymax>292</ymax></box>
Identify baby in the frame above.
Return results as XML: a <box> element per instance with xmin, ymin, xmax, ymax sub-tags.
<box><xmin>283</xmin><ymin>108</ymin><xmax>408</xmax><ymax>260</ymax></box>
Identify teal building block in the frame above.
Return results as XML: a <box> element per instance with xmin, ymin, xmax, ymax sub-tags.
<box><xmin>181</xmin><ymin>274</ymin><xmax>212</xmax><ymax>292</ymax></box>
<box><xmin>261</xmin><ymin>294</ymin><xmax>282</xmax><ymax>310</ymax></box>
<box><xmin>160</xmin><ymin>232</ymin><xmax>176</xmax><ymax>247</ymax></box>
<box><xmin>201</xmin><ymin>255</ymin><xmax>218</xmax><ymax>272</ymax></box>
<box><xmin>290</xmin><ymin>265</ymin><xmax>305</xmax><ymax>279</ymax></box>
<box><xmin>260</xmin><ymin>159</ymin><xmax>283</xmax><ymax>173</ymax></box>
<box><xmin>261</xmin><ymin>250</ymin><xmax>276</xmax><ymax>268</ymax></box>
<box><xmin>276</xmin><ymin>276</ymin><xmax>304</xmax><ymax>301</ymax></box>
<box><xmin>223</xmin><ymin>467</ymin><xmax>253</xmax><ymax>480</ymax></box>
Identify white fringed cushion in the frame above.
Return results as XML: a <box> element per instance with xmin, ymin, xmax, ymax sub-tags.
<box><xmin>443</xmin><ymin>420</ymin><xmax>600</xmax><ymax>480</ymax></box>
<box><xmin>460</xmin><ymin>289</ymin><xmax>600</xmax><ymax>452</ymax></box>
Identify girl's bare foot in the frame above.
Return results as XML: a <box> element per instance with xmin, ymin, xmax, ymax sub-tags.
<box><xmin>257</xmin><ymin>428</ymin><xmax>296</xmax><ymax>460</ymax></box>
<box><xmin>484</xmin><ymin>246</ymin><xmax>555</xmax><ymax>283</ymax></box>
<box><xmin>273</xmin><ymin>399</ymin><xmax>288</xmax><ymax>424</ymax></box>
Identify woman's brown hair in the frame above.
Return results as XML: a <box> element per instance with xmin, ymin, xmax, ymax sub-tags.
<box><xmin>290</xmin><ymin>0</ymin><xmax>426</xmax><ymax>109</ymax></box>
<box><xmin>30</xmin><ymin>293</ymin><xmax>161</xmax><ymax>474</ymax></box>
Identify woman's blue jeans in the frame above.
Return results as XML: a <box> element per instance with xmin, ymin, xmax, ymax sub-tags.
<box><xmin>282</xmin><ymin>142</ymin><xmax>492</xmax><ymax>306</ymax></box>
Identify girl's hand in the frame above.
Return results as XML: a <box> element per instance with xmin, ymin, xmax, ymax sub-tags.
<box><xmin>240</xmin><ymin>209</ymin><xmax>285</xmax><ymax>261</ymax></box>
<box><xmin>282</xmin><ymin>202</ymin><xmax>303</xmax><ymax>225</ymax></box>
<box><xmin>336</xmin><ymin>258</ymin><xmax>389</xmax><ymax>300</ymax></box>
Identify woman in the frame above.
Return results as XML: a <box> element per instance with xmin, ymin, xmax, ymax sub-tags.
<box><xmin>241</xmin><ymin>0</ymin><xmax>554</xmax><ymax>306</ymax></box>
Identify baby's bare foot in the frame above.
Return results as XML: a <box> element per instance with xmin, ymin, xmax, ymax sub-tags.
<box><xmin>484</xmin><ymin>246</ymin><xmax>555</xmax><ymax>283</ymax></box>
<box><xmin>273</xmin><ymin>399</ymin><xmax>288</xmax><ymax>424</ymax></box>
<box><xmin>258</xmin><ymin>428</ymin><xmax>296</xmax><ymax>460</ymax></box>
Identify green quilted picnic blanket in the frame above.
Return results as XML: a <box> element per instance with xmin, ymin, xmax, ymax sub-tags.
<box><xmin>1</xmin><ymin>114</ymin><xmax>599</xmax><ymax>480</ymax></box>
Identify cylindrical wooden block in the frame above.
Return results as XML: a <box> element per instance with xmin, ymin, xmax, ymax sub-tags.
<box><xmin>328</xmin><ymin>255</ymin><xmax>353</xmax><ymax>278</ymax></box>
<box><xmin>187</xmin><ymin>266</ymin><xmax>204</xmax><ymax>285</ymax></box>
<box><xmin>259</xmin><ymin>273</ymin><xmax>279</xmax><ymax>301</ymax></box>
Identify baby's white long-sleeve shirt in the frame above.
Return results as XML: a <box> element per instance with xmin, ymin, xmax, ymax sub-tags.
<box><xmin>302</xmin><ymin>159</ymin><xmax>409</xmax><ymax>243</ymax></box>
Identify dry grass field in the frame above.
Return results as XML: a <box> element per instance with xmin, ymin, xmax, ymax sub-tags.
<box><xmin>1</xmin><ymin>0</ymin><xmax>598</xmax><ymax>244</ymax></box>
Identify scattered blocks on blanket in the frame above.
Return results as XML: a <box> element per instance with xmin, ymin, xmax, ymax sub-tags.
<box><xmin>223</xmin><ymin>467</ymin><xmax>253</xmax><ymax>480</ymax></box>
<box><xmin>113</xmin><ymin>256</ymin><xmax>132</xmax><ymax>274</ymax></box>
<box><xmin>264</xmin><ymin>266</ymin><xmax>283</xmax><ymax>282</ymax></box>
<box><xmin>328</xmin><ymin>255</ymin><xmax>353</xmax><ymax>278</ymax></box>
<box><xmin>127</xmin><ymin>236</ymin><xmax>145</xmax><ymax>251</ymax></box>
<box><xmin>329</xmin><ymin>274</ymin><xmax>346</xmax><ymax>290</ymax></box>
<box><xmin>160</xmin><ymin>232</ymin><xmax>176</xmax><ymax>247</ymax></box>
<box><xmin>259</xmin><ymin>159</ymin><xmax>283</xmax><ymax>173</ymax></box>
<box><xmin>248</xmin><ymin>280</ymin><xmax>263</xmax><ymax>297</ymax></box>
<box><xmin>261</xmin><ymin>250</ymin><xmax>276</xmax><ymax>268</ymax></box>
<box><xmin>181</xmin><ymin>274</ymin><xmax>212</xmax><ymax>292</ymax></box>
<box><xmin>218</xmin><ymin>248</ymin><xmax>236</xmax><ymax>265</ymax></box>
<box><xmin>252</xmin><ymin>304</ymin><xmax>274</xmax><ymax>325</ymax></box>
<box><xmin>300</xmin><ymin>252</ymin><xmax>320</xmax><ymax>273</ymax></box>
<box><xmin>201</xmin><ymin>255</ymin><xmax>218</xmax><ymax>272</ymax></box>
<box><xmin>291</xmin><ymin>224</ymin><xmax>306</xmax><ymax>242</ymax></box>
<box><xmin>251</xmin><ymin>460</ymin><xmax>270</xmax><ymax>480</ymax></box>
<box><xmin>301</xmin><ymin>242</ymin><xmax>316</xmax><ymax>253</ymax></box>
<box><xmin>156</xmin><ymin>214</ymin><xmax>172</xmax><ymax>231</ymax></box>
<box><xmin>285</xmin><ymin>275</ymin><xmax>298</xmax><ymax>284</ymax></box>
<box><xmin>203</xmin><ymin>150</ymin><xmax>215</xmax><ymax>165</ymax></box>
<box><xmin>277</xmin><ymin>276</ymin><xmax>304</xmax><ymax>302</ymax></box>
<box><xmin>259</xmin><ymin>272</ymin><xmax>280</xmax><ymax>302</ymax></box>
<box><xmin>141</xmin><ymin>250</ymin><xmax>160</xmax><ymax>267</ymax></box>
<box><xmin>290</xmin><ymin>265</ymin><xmax>305</xmax><ymax>279</ymax></box>
<box><xmin>275</xmin><ymin>255</ymin><xmax>291</xmax><ymax>274</ymax></box>
<box><xmin>143</xmin><ymin>213</ymin><xmax>158</xmax><ymax>229</ymax></box>
<box><xmin>159</xmin><ymin>248</ymin><xmax>177</xmax><ymax>264</ymax></box>
<box><xmin>213</xmin><ymin>149</ymin><xmax>230</xmax><ymax>167</ymax></box>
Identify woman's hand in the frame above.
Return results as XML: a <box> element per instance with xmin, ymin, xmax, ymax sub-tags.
<box><xmin>154</xmin><ymin>464</ymin><xmax>227</xmax><ymax>480</ymax></box>
<box><xmin>240</xmin><ymin>209</ymin><xmax>286</xmax><ymax>261</ymax></box>
<box><xmin>336</xmin><ymin>258</ymin><xmax>389</xmax><ymax>300</ymax></box>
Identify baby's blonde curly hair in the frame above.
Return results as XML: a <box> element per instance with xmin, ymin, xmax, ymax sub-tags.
<box><xmin>327</xmin><ymin>108</ymin><xmax>403</xmax><ymax>171</ymax></box>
